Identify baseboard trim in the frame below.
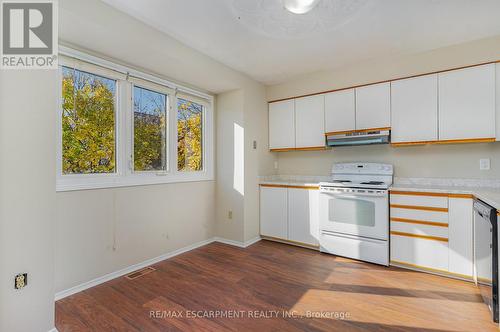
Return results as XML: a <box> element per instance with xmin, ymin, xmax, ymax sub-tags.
<box><xmin>55</xmin><ymin>236</ymin><xmax>261</xmax><ymax>301</ymax></box>
<box><xmin>214</xmin><ymin>236</ymin><xmax>261</xmax><ymax>248</ymax></box>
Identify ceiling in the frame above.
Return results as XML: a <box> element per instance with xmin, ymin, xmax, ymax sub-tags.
<box><xmin>102</xmin><ymin>0</ymin><xmax>500</xmax><ymax>85</ymax></box>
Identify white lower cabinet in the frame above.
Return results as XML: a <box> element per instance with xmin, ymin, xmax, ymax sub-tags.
<box><xmin>260</xmin><ymin>186</ymin><xmax>319</xmax><ymax>247</ymax></box>
<box><xmin>390</xmin><ymin>192</ymin><xmax>473</xmax><ymax>278</ymax></box>
<box><xmin>288</xmin><ymin>188</ymin><xmax>319</xmax><ymax>245</ymax></box>
<box><xmin>260</xmin><ymin>187</ymin><xmax>288</xmax><ymax>239</ymax></box>
<box><xmin>391</xmin><ymin>235</ymin><xmax>449</xmax><ymax>271</ymax></box>
<box><xmin>448</xmin><ymin>198</ymin><xmax>474</xmax><ymax>277</ymax></box>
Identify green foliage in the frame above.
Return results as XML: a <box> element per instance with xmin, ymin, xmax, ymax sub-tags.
<box><xmin>61</xmin><ymin>69</ymin><xmax>203</xmax><ymax>175</ymax></box>
<box><xmin>134</xmin><ymin>112</ymin><xmax>166</xmax><ymax>171</ymax></box>
<box><xmin>62</xmin><ymin>68</ymin><xmax>116</xmax><ymax>174</ymax></box>
<box><xmin>177</xmin><ymin>99</ymin><xmax>203</xmax><ymax>171</ymax></box>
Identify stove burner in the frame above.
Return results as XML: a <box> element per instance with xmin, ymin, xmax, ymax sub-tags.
<box><xmin>360</xmin><ymin>181</ymin><xmax>385</xmax><ymax>185</ymax></box>
<box><xmin>332</xmin><ymin>180</ymin><xmax>351</xmax><ymax>183</ymax></box>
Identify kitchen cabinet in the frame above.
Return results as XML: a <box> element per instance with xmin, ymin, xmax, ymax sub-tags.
<box><xmin>390</xmin><ymin>191</ymin><xmax>474</xmax><ymax>279</ymax></box>
<box><xmin>260</xmin><ymin>186</ymin><xmax>288</xmax><ymax>239</ymax></box>
<box><xmin>288</xmin><ymin>188</ymin><xmax>319</xmax><ymax>246</ymax></box>
<box><xmin>496</xmin><ymin>63</ymin><xmax>500</xmax><ymax>142</ymax></box>
<box><xmin>355</xmin><ymin>82</ymin><xmax>391</xmax><ymax>130</ymax></box>
<box><xmin>269</xmin><ymin>100</ymin><xmax>295</xmax><ymax>150</ymax></box>
<box><xmin>391</xmin><ymin>235</ymin><xmax>449</xmax><ymax>271</ymax></box>
<box><xmin>391</xmin><ymin>74</ymin><xmax>438</xmax><ymax>143</ymax></box>
<box><xmin>448</xmin><ymin>198</ymin><xmax>473</xmax><ymax>277</ymax></box>
<box><xmin>438</xmin><ymin>64</ymin><xmax>496</xmax><ymax>141</ymax></box>
<box><xmin>324</xmin><ymin>89</ymin><xmax>355</xmax><ymax>134</ymax></box>
<box><xmin>260</xmin><ymin>185</ymin><xmax>319</xmax><ymax>247</ymax></box>
<box><xmin>295</xmin><ymin>95</ymin><xmax>325</xmax><ymax>148</ymax></box>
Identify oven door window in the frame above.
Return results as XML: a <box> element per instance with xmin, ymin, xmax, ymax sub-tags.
<box><xmin>329</xmin><ymin>196</ymin><xmax>375</xmax><ymax>227</ymax></box>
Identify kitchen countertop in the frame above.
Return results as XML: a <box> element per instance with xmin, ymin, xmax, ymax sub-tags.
<box><xmin>259</xmin><ymin>176</ymin><xmax>500</xmax><ymax>211</ymax></box>
<box><xmin>390</xmin><ymin>183</ymin><xmax>500</xmax><ymax>211</ymax></box>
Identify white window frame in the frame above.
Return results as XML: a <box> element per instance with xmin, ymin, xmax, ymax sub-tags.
<box><xmin>56</xmin><ymin>47</ymin><xmax>214</xmax><ymax>192</ymax></box>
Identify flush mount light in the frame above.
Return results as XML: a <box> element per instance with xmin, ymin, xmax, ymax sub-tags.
<box><xmin>283</xmin><ymin>0</ymin><xmax>321</xmax><ymax>14</ymax></box>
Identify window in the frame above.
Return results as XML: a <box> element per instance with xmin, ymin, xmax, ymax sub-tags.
<box><xmin>177</xmin><ymin>97</ymin><xmax>203</xmax><ymax>172</ymax></box>
<box><xmin>61</xmin><ymin>66</ymin><xmax>116</xmax><ymax>174</ymax></box>
<box><xmin>57</xmin><ymin>50</ymin><xmax>214</xmax><ymax>191</ymax></box>
<box><xmin>133</xmin><ymin>86</ymin><xmax>167</xmax><ymax>172</ymax></box>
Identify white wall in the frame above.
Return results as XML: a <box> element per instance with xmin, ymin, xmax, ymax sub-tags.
<box><xmin>55</xmin><ymin>182</ymin><xmax>215</xmax><ymax>292</ymax></box>
<box><xmin>55</xmin><ymin>0</ymin><xmax>275</xmax><ymax>297</ymax></box>
<box><xmin>0</xmin><ymin>71</ymin><xmax>57</xmax><ymax>331</ymax></box>
<box><xmin>215</xmin><ymin>90</ymin><xmax>245</xmax><ymax>242</ymax></box>
<box><xmin>276</xmin><ymin>143</ymin><xmax>500</xmax><ymax>179</ymax></box>
<box><xmin>267</xmin><ymin>35</ymin><xmax>500</xmax><ymax>179</ymax></box>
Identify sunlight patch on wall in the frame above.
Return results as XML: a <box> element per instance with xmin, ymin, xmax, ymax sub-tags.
<box><xmin>233</xmin><ymin>123</ymin><xmax>245</xmax><ymax>195</ymax></box>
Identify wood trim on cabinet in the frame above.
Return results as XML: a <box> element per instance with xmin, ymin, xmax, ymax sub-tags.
<box><xmin>390</xmin><ymin>191</ymin><xmax>474</xmax><ymax>199</ymax></box>
<box><xmin>259</xmin><ymin>184</ymin><xmax>319</xmax><ymax>190</ymax></box>
<box><xmin>391</xmin><ymin>217</ymin><xmax>448</xmax><ymax>228</ymax></box>
<box><xmin>390</xmin><ymin>231</ymin><xmax>448</xmax><ymax>242</ymax></box>
<box><xmin>325</xmin><ymin>127</ymin><xmax>391</xmax><ymax>136</ymax></box>
<box><xmin>390</xmin><ymin>260</ymin><xmax>473</xmax><ymax>281</ymax></box>
<box><xmin>434</xmin><ymin>138</ymin><xmax>496</xmax><ymax>145</ymax></box>
<box><xmin>261</xmin><ymin>235</ymin><xmax>319</xmax><ymax>250</ymax></box>
<box><xmin>270</xmin><ymin>146</ymin><xmax>327</xmax><ymax>152</ymax></box>
<box><xmin>391</xmin><ymin>137</ymin><xmax>496</xmax><ymax>147</ymax></box>
<box><xmin>448</xmin><ymin>193</ymin><xmax>475</xmax><ymax>199</ymax></box>
<box><xmin>294</xmin><ymin>146</ymin><xmax>327</xmax><ymax>151</ymax></box>
<box><xmin>268</xmin><ymin>59</ymin><xmax>500</xmax><ymax>104</ymax></box>
<box><xmin>390</xmin><ymin>204</ymin><xmax>448</xmax><ymax>212</ymax></box>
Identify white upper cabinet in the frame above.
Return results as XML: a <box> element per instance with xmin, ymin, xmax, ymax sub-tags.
<box><xmin>391</xmin><ymin>74</ymin><xmax>438</xmax><ymax>143</ymax></box>
<box><xmin>496</xmin><ymin>63</ymin><xmax>500</xmax><ymax>141</ymax></box>
<box><xmin>324</xmin><ymin>89</ymin><xmax>355</xmax><ymax>134</ymax></box>
<box><xmin>295</xmin><ymin>95</ymin><xmax>325</xmax><ymax>148</ymax></box>
<box><xmin>269</xmin><ymin>99</ymin><xmax>295</xmax><ymax>149</ymax></box>
<box><xmin>438</xmin><ymin>64</ymin><xmax>496</xmax><ymax>141</ymax></box>
<box><xmin>355</xmin><ymin>82</ymin><xmax>391</xmax><ymax>130</ymax></box>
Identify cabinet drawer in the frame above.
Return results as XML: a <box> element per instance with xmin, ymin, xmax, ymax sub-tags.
<box><xmin>391</xmin><ymin>234</ymin><xmax>449</xmax><ymax>271</ymax></box>
<box><xmin>391</xmin><ymin>221</ymin><xmax>448</xmax><ymax>239</ymax></box>
<box><xmin>391</xmin><ymin>208</ymin><xmax>448</xmax><ymax>224</ymax></box>
<box><xmin>390</xmin><ymin>194</ymin><xmax>448</xmax><ymax>208</ymax></box>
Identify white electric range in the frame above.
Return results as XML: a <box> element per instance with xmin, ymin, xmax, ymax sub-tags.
<box><xmin>319</xmin><ymin>162</ymin><xmax>393</xmax><ymax>266</ymax></box>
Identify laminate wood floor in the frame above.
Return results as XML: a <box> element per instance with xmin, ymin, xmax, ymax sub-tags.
<box><xmin>56</xmin><ymin>240</ymin><xmax>497</xmax><ymax>331</ymax></box>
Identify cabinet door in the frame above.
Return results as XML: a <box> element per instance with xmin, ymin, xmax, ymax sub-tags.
<box><xmin>288</xmin><ymin>188</ymin><xmax>319</xmax><ymax>246</ymax></box>
<box><xmin>260</xmin><ymin>187</ymin><xmax>287</xmax><ymax>239</ymax></box>
<box><xmin>438</xmin><ymin>64</ymin><xmax>496</xmax><ymax>140</ymax></box>
<box><xmin>448</xmin><ymin>198</ymin><xmax>473</xmax><ymax>277</ymax></box>
<box><xmin>391</xmin><ymin>234</ymin><xmax>449</xmax><ymax>271</ymax></box>
<box><xmin>269</xmin><ymin>100</ymin><xmax>295</xmax><ymax>149</ymax></box>
<box><xmin>325</xmin><ymin>89</ymin><xmax>355</xmax><ymax>134</ymax></box>
<box><xmin>295</xmin><ymin>95</ymin><xmax>325</xmax><ymax>148</ymax></box>
<box><xmin>496</xmin><ymin>64</ymin><xmax>500</xmax><ymax>141</ymax></box>
<box><xmin>391</xmin><ymin>74</ymin><xmax>438</xmax><ymax>143</ymax></box>
<box><xmin>355</xmin><ymin>82</ymin><xmax>391</xmax><ymax>130</ymax></box>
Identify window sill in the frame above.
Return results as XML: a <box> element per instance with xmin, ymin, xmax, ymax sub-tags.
<box><xmin>56</xmin><ymin>173</ymin><xmax>214</xmax><ymax>192</ymax></box>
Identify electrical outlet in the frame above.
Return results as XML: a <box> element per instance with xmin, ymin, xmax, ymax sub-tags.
<box><xmin>480</xmin><ymin>158</ymin><xmax>491</xmax><ymax>170</ymax></box>
<box><xmin>228</xmin><ymin>210</ymin><xmax>233</xmax><ymax>219</ymax></box>
<box><xmin>274</xmin><ymin>161</ymin><xmax>279</xmax><ymax>170</ymax></box>
<box><xmin>253</xmin><ymin>140</ymin><xmax>257</xmax><ymax>149</ymax></box>
<box><xmin>15</xmin><ymin>273</ymin><xmax>27</xmax><ymax>289</ymax></box>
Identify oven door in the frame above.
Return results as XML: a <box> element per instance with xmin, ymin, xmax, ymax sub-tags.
<box><xmin>319</xmin><ymin>188</ymin><xmax>389</xmax><ymax>240</ymax></box>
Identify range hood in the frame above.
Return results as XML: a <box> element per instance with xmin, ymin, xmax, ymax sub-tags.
<box><xmin>326</xmin><ymin>130</ymin><xmax>390</xmax><ymax>147</ymax></box>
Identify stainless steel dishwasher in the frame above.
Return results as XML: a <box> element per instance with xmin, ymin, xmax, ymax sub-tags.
<box><xmin>473</xmin><ymin>199</ymin><xmax>498</xmax><ymax>323</ymax></box>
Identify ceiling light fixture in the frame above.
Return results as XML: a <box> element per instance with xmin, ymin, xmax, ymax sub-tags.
<box><xmin>282</xmin><ymin>0</ymin><xmax>320</xmax><ymax>14</ymax></box>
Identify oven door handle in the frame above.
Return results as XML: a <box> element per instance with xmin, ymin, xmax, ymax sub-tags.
<box><xmin>320</xmin><ymin>191</ymin><xmax>387</xmax><ymax>199</ymax></box>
